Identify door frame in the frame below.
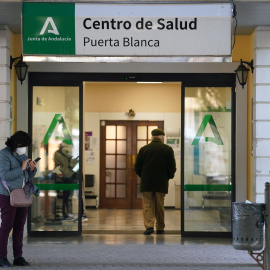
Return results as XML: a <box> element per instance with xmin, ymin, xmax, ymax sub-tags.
<box><xmin>28</xmin><ymin>72</ymin><xmax>236</xmax><ymax>237</ymax></box>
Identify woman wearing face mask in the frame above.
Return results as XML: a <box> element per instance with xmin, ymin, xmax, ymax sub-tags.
<box><xmin>0</xmin><ymin>131</ymin><xmax>39</xmax><ymax>268</ymax></box>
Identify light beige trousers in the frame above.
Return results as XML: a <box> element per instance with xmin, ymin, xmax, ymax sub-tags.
<box><xmin>142</xmin><ymin>192</ymin><xmax>166</xmax><ymax>230</ymax></box>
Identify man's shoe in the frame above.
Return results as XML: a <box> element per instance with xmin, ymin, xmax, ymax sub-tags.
<box><xmin>156</xmin><ymin>230</ymin><xmax>165</xmax><ymax>234</ymax></box>
<box><xmin>0</xmin><ymin>257</ymin><xmax>11</xmax><ymax>268</ymax></box>
<box><xmin>13</xmin><ymin>256</ymin><xmax>30</xmax><ymax>266</ymax></box>
<box><xmin>143</xmin><ymin>227</ymin><xmax>154</xmax><ymax>235</ymax></box>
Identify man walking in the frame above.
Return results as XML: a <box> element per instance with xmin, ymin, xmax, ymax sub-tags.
<box><xmin>134</xmin><ymin>128</ymin><xmax>176</xmax><ymax>235</ymax></box>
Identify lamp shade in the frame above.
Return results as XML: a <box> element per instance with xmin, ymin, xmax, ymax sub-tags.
<box><xmin>235</xmin><ymin>62</ymin><xmax>250</xmax><ymax>88</ymax></box>
<box><xmin>15</xmin><ymin>60</ymin><xmax>29</xmax><ymax>85</ymax></box>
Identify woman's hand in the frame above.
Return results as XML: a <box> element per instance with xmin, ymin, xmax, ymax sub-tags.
<box><xmin>22</xmin><ymin>159</ymin><xmax>31</xmax><ymax>171</ymax></box>
<box><xmin>28</xmin><ymin>160</ymin><xmax>37</xmax><ymax>172</ymax></box>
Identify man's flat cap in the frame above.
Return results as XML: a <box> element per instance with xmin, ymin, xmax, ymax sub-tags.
<box><xmin>151</xmin><ymin>128</ymin><xmax>165</xmax><ymax>136</ymax></box>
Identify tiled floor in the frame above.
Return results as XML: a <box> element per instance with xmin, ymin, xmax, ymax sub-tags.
<box><xmin>81</xmin><ymin>208</ymin><xmax>231</xmax><ymax>233</ymax></box>
<box><xmin>82</xmin><ymin>208</ymin><xmax>181</xmax><ymax>234</ymax></box>
<box><xmin>31</xmin><ymin>207</ymin><xmax>231</xmax><ymax>233</ymax></box>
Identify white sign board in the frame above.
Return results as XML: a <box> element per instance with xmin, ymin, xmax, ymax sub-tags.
<box><xmin>23</xmin><ymin>2</ymin><xmax>232</xmax><ymax>57</ymax></box>
<box><xmin>75</xmin><ymin>3</ymin><xmax>232</xmax><ymax>56</ymax></box>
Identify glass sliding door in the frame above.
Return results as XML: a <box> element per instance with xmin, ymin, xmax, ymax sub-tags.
<box><xmin>183</xmin><ymin>87</ymin><xmax>233</xmax><ymax>235</ymax></box>
<box><xmin>29</xmin><ymin>86</ymin><xmax>80</xmax><ymax>235</ymax></box>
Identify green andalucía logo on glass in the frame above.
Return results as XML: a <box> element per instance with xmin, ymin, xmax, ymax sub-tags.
<box><xmin>192</xmin><ymin>115</ymin><xmax>223</xmax><ymax>145</ymax></box>
<box><xmin>23</xmin><ymin>3</ymin><xmax>75</xmax><ymax>55</ymax></box>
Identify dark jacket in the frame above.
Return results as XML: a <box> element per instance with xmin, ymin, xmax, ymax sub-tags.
<box><xmin>134</xmin><ymin>139</ymin><xmax>176</xmax><ymax>194</ymax></box>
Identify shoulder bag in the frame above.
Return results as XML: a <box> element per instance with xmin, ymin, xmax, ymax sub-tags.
<box><xmin>1</xmin><ymin>178</ymin><xmax>32</xmax><ymax>207</ymax></box>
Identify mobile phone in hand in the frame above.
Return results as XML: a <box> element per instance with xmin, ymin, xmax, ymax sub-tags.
<box><xmin>34</xmin><ymin>157</ymin><xmax>41</xmax><ymax>163</ymax></box>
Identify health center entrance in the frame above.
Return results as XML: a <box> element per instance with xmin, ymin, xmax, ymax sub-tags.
<box><xmin>27</xmin><ymin>72</ymin><xmax>235</xmax><ymax>237</ymax></box>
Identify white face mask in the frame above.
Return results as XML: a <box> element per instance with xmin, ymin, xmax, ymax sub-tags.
<box><xmin>16</xmin><ymin>147</ymin><xmax>26</xmax><ymax>155</ymax></box>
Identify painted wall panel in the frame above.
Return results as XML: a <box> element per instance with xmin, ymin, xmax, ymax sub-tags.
<box><xmin>254</xmin><ymin>157</ymin><xmax>270</xmax><ymax>175</ymax></box>
<box><xmin>255</xmin><ymin>49</ymin><xmax>270</xmax><ymax>65</ymax></box>
<box><xmin>255</xmin><ymin>121</ymin><xmax>270</xmax><ymax>138</ymax></box>
<box><xmin>0</xmin><ymin>27</ymin><xmax>11</xmax><ymax>160</ymax></box>
<box><xmin>254</xmin><ymin>176</ymin><xmax>270</xmax><ymax>193</ymax></box>
<box><xmin>254</xmin><ymin>67</ymin><xmax>270</xmax><ymax>84</ymax></box>
<box><xmin>254</xmin><ymin>194</ymin><xmax>264</xmax><ymax>204</ymax></box>
<box><xmin>254</xmin><ymin>85</ymin><xmax>270</xmax><ymax>102</ymax></box>
<box><xmin>0</xmin><ymin>85</ymin><xmax>10</xmax><ymax>101</ymax></box>
<box><xmin>0</xmin><ymin>66</ymin><xmax>9</xmax><ymax>83</ymax></box>
<box><xmin>254</xmin><ymin>28</ymin><xmax>270</xmax><ymax>48</ymax></box>
<box><xmin>0</xmin><ymin>119</ymin><xmax>10</xmax><ymax>138</ymax></box>
<box><xmin>0</xmin><ymin>26</ymin><xmax>10</xmax><ymax>47</ymax></box>
<box><xmin>254</xmin><ymin>103</ymin><xmax>270</xmax><ymax>120</ymax></box>
<box><xmin>254</xmin><ymin>139</ymin><xmax>270</xmax><ymax>157</ymax></box>
<box><xmin>0</xmin><ymin>47</ymin><xmax>9</xmax><ymax>65</ymax></box>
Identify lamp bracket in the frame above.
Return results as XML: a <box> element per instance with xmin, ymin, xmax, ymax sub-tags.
<box><xmin>10</xmin><ymin>55</ymin><xmax>22</xmax><ymax>70</ymax></box>
<box><xmin>241</xmin><ymin>59</ymin><xmax>254</xmax><ymax>73</ymax></box>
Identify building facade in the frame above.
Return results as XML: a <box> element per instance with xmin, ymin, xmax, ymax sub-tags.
<box><xmin>0</xmin><ymin>0</ymin><xmax>268</xmax><ymax>237</ymax></box>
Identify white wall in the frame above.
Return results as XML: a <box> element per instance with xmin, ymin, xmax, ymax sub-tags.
<box><xmin>253</xmin><ymin>26</ymin><xmax>270</xmax><ymax>202</ymax></box>
<box><xmin>0</xmin><ymin>26</ymin><xmax>11</xmax><ymax>148</ymax></box>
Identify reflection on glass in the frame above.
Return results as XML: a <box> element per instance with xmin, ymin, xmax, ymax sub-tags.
<box><xmin>106</xmin><ymin>155</ymin><xmax>115</xmax><ymax>168</ymax></box>
<box><xmin>117</xmin><ymin>141</ymin><xmax>126</xmax><ymax>154</ymax></box>
<box><xmin>31</xmin><ymin>86</ymin><xmax>80</xmax><ymax>232</ymax></box>
<box><xmin>185</xmin><ymin>191</ymin><xmax>231</xmax><ymax>232</ymax></box>
<box><xmin>137</xmin><ymin>126</ymin><xmax>147</xmax><ymax>139</ymax></box>
<box><xmin>106</xmin><ymin>184</ymin><xmax>115</xmax><ymax>198</ymax></box>
<box><xmin>106</xmin><ymin>126</ymin><xmax>116</xmax><ymax>139</ymax></box>
<box><xmin>106</xmin><ymin>141</ymin><xmax>116</xmax><ymax>153</ymax></box>
<box><xmin>184</xmin><ymin>87</ymin><xmax>232</xmax><ymax>233</ymax></box>
<box><xmin>117</xmin><ymin>155</ymin><xmax>126</xmax><ymax>168</ymax></box>
<box><xmin>116</xmin><ymin>185</ymin><xmax>126</xmax><ymax>198</ymax></box>
<box><xmin>117</xmin><ymin>170</ymin><xmax>126</xmax><ymax>183</ymax></box>
<box><xmin>106</xmin><ymin>170</ymin><xmax>115</xmax><ymax>183</ymax></box>
<box><xmin>117</xmin><ymin>126</ymin><xmax>126</xmax><ymax>139</ymax></box>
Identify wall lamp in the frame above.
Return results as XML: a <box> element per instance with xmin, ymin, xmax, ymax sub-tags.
<box><xmin>235</xmin><ymin>59</ymin><xmax>254</xmax><ymax>88</ymax></box>
<box><xmin>10</xmin><ymin>54</ymin><xmax>29</xmax><ymax>85</ymax></box>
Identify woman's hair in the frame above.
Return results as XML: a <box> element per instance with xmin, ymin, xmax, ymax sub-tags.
<box><xmin>5</xmin><ymin>131</ymin><xmax>32</xmax><ymax>152</ymax></box>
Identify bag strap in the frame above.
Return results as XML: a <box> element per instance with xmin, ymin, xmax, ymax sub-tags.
<box><xmin>0</xmin><ymin>177</ymin><xmax>11</xmax><ymax>194</ymax></box>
